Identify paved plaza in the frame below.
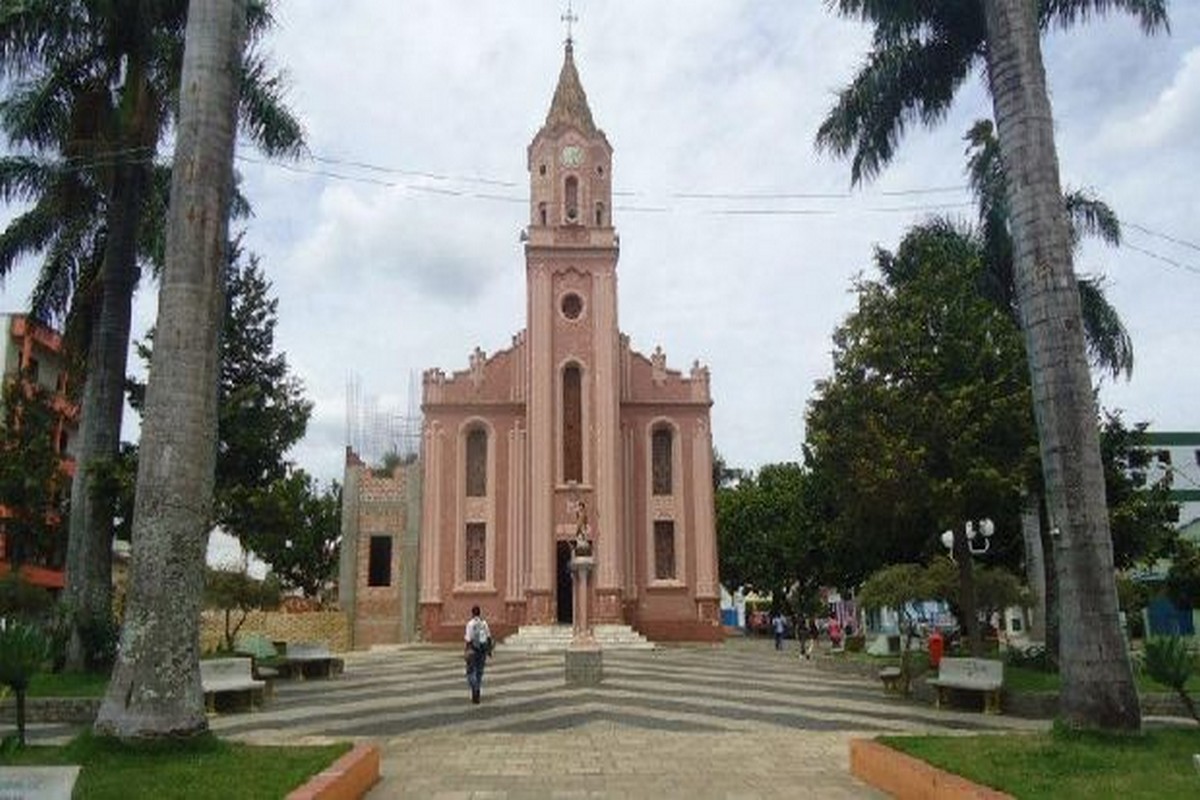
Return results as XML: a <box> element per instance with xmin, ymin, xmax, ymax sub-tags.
<box><xmin>202</xmin><ymin>636</ymin><xmax>1044</xmax><ymax>799</ymax></box>
<box><xmin>18</xmin><ymin>637</ymin><xmax>1048</xmax><ymax>797</ymax></box>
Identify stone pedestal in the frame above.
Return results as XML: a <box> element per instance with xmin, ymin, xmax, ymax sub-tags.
<box><xmin>565</xmin><ymin>642</ymin><xmax>603</xmax><ymax>686</ymax></box>
<box><xmin>571</xmin><ymin>555</ymin><xmax>595</xmax><ymax>642</ymax></box>
<box><xmin>565</xmin><ymin>553</ymin><xmax>603</xmax><ymax>684</ymax></box>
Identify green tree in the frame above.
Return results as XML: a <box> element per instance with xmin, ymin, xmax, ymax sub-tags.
<box><xmin>806</xmin><ymin>223</ymin><xmax>1037</xmax><ymax>589</ymax></box>
<box><xmin>1100</xmin><ymin>412</ymin><xmax>1179</xmax><ymax>569</ymax></box>
<box><xmin>857</xmin><ymin>563</ymin><xmax>929</xmax><ymax>691</ymax></box>
<box><xmin>0</xmin><ymin>0</ymin><xmax>303</xmax><ymax>671</ymax></box>
<box><xmin>129</xmin><ymin>243</ymin><xmax>314</xmax><ymax>544</ymax></box>
<box><xmin>0</xmin><ymin>371</ymin><xmax>68</xmax><ymax>570</ymax></box>
<box><xmin>204</xmin><ymin>566</ymin><xmax>281</xmax><ymax>652</ymax></box>
<box><xmin>1164</xmin><ymin>541</ymin><xmax>1200</xmax><ymax>612</ymax></box>
<box><xmin>233</xmin><ymin>471</ymin><xmax>341</xmax><ymax>600</ymax></box>
<box><xmin>817</xmin><ymin>0</ymin><xmax>1166</xmax><ymax>732</ymax></box>
<box><xmin>716</xmin><ymin>462</ymin><xmax>828</xmax><ymax>615</ymax></box>
<box><xmin>95</xmin><ymin>0</ymin><xmax>245</xmax><ymax>740</ymax></box>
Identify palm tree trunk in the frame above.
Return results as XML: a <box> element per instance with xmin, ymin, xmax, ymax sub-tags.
<box><xmin>983</xmin><ymin>0</ymin><xmax>1139</xmax><ymax>731</ymax></box>
<box><xmin>63</xmin><ymin>158</ymin><xmax>147</xmax><ymax>671</ymax></box>
<box><xmin>95</xmin><ymin>0</ymin><xmax>246</xmax><ymax>739</ymax></box>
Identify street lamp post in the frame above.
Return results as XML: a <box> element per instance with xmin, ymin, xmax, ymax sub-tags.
<box><xmin>941</xmin><ymin>518</ymin><xmax>995</xmax><ymax>657</ymax></box>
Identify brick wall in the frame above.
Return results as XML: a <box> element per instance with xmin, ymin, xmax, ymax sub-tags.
<box><xmin>201</xmin><ymin>609</ymin><xmax>350</xmax><ymax>653</ymax></box>
<box><xmin>342</xmin><ymin>461</ymin><xmax>420</xmax><ymax>648</ymax></box>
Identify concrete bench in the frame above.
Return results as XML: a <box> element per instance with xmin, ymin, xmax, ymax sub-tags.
<box><xmin>277</xmin><ymin>641</ymin><xmax>344</xmax><ymax>680</ymax></box>
<box><xmin>927</xmin><ymin>657</ymin><xmax>1004</xmax><ymax>714</ymax></box>
<box><xmin>200</xmin><ymin>657</ymin><xmax>266</xmax><ymax>712</ymax></box>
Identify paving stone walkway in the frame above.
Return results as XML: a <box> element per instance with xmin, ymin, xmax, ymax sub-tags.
<box><xmin>207</xmin><ymin>637</ymin><xmax>1047</xmax><ymax>798</ymax></box>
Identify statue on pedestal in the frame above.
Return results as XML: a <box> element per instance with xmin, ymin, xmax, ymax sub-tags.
<box><xmin>571</xmin><ymin>501</ymin><xmax>593</xmax><ymax>559</ymax></box>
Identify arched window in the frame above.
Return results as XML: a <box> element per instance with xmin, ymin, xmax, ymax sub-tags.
<box><xmin>539</xmin><ymin>201</ymin><xmax>547</xmax><ymax>226</ymax></box>
<box><xmin>564</xmin><ymin>176</ymin><xmax>579</xmax><ymax>223</ymax></box>
<box><xmin>652</xmin><ymin>426</ymin><xmax>673</xmax><ymax>495</ymax></box>
<box><xmin>595</xmin><ymin>202</ymin><xmax>604</xmax><ymax>227</ymax></box>
<box><xmin>466</xmin><ymin>428</ymin><xmax>487</xmax><ymax>497</ymax></box>
<box><xmin>563</xmin><ymin>365</ymin><xmax>582</xmax><ymax>482</ymax></box>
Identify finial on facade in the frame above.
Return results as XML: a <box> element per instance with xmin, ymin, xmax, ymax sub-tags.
<box><xmin>562</xmin><ymin>0</ymin><xmax>578</xmax><ymax>45</ymax></box>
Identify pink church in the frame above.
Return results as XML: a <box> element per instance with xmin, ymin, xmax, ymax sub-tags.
<box><xmin>417</xmin><ymin>41</ymin><xmax>721</xmax><ymax>644</ymax></box>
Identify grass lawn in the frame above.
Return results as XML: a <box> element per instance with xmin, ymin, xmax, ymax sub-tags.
<box><xmin>882</xmin><ymin>725</ymin><xmax>1200</xmax><ymax>799</ymax></box>
<box><xmin>998</xmin><ymin>664</ymin><xmax>1200</xmax><ymax>695</ymax></box>
<box><xmin>0</xmin><ymin>732</ymin><xmax>350</xmax><ymax>799</ymax></box>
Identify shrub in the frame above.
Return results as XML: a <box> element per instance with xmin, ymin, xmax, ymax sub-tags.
<box><xmin>1143</xmin><ymin>635</ymin><xmax>1199</xmax><ymax>724</ymax></box>
<box><xmin>0</xmin><ymin>574</ymin><xmax>53</xmax><ymax>620</ymax></box>
<box><xmin>0</xmin><ymin>618</ymin><xmax>50</xmax><ymax>746</ymax></box>
<box><xmin>1006</xmin><ymin>642</ymin><xmax>1051</xmax><ymax>672</ymax></box>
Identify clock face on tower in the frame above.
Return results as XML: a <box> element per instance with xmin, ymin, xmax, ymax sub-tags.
<box><xmin>560</xmin><ymin>144</ymin><xmax>584</xmax><ymax>168</ymax></box>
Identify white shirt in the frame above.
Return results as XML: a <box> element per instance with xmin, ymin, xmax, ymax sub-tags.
<box><xmin>465</xmin><ymin>616</ymin><xmax>491</xmax><ymax>646</ymax></box>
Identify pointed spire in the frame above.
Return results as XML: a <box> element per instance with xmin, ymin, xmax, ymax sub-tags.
<box><xmin>543</xmin><ymin>39</ymin><xmax>598</xmax><ymax>137</ymax></box>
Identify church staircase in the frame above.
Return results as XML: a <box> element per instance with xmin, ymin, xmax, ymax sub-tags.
<box><xmin>497</xmin><ymin>624</ymin><xmax>654</xmax><ymax>653</ymax></box>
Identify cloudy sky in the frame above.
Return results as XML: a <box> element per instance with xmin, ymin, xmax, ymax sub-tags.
<box><xmin>3</xmin><ymin>1</ymin><xmax>1199</xmax><ymax>487</ymax></box>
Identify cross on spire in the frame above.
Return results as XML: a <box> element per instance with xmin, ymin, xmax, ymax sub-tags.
<box><xmin>562</xmin><ymin>1</ymin><xmax>578</xmax><ymax>44</ymax></box>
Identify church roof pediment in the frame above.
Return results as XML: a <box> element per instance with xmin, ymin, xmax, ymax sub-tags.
<box><xmin>422</xmin><ymin>332</ymin><xmax>528</xmax><ymax>407</ymax></box>
<box><xmin>623</xmin><ymin>340</ymin><xmax>712</xmax><ymax>406</ymax></box>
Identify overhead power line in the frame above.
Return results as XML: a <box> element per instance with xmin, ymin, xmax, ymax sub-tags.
<box><xmin>7</xmin><ymin>144</ymin><xmax>1196</xmax><ymax>278</ymax></box>
<box><xmin>1126</xmin><ymin>221</ymin><xmax>1200</xmax><ymax>255</ymax></box>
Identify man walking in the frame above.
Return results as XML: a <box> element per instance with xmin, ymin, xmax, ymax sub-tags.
<box><xmin>771</xmin><ymin>611</ymin><xmax>786</xmax><ymax>651</ymax></box>
<box><xmin>464</xmin><ymin>605</ymin><xmax>492</xmax><ymax>704</ymax></box>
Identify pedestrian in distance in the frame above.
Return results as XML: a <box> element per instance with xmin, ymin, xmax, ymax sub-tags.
<box><xmin>771</xmin><ymin>611</ymin><xmax>786</xmax><ymax>651</ymax></box>
<box><xmin>464</xmin><ymin>605</ymin><xmax>493</xmax><ymax>704</ymax></box>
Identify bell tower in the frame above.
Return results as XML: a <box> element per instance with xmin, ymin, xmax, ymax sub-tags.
<box><xmin>523</xmin><ymin>37</ymin><xmax>624</xmax><ymax>624</ymax></box>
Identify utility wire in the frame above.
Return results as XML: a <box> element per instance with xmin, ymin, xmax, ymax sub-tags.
<box><xmin>1120</xmin><ymin>243</ymin><xmax>1200</xmax><ymax>277</ymax></box>
<box><xmin>1125</xmin><ymin>221</ymin><xmax>1200</xmax><ymax>255</ymax></box>
<box><xmin>9</xmin><ymin>145</ymin><xmax>1197</xmax><ymax>277</ymax></box>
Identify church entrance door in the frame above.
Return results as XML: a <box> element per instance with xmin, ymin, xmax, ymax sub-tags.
<box><xmin>556</xmin><ymin>541</ymin><xmax>573</xmax><ymax>624</ymax></box>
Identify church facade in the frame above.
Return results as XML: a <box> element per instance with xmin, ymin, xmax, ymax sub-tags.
<box><xmin>340</xmin><ymin>42</ymin><xmax>721</xmax><ymax>646</ymax></box>
<box><xmin>417</xmin><ymin>41</ymin><xmax>721</xmax><ymax>643</ymax></box>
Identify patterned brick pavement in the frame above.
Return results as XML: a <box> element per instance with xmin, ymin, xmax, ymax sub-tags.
<box><xmin>207</xmin><ymin>637</ymin><xmax>1046</xmax><ymax>798</ymax></box>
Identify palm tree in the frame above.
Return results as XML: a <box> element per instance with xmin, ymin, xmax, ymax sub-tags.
<box><xmin>94</xmin><ymin>0</ymin><xmax>246</xmax><ymax>739</ymax></box>
<box><xmin>0</xmin><ymin>1</ymin><xmax>302</xmax><ymax>671</ymax></box>
<box><xmin>964</xmin><ymin>119</ymin><xmax>1133</xmax><ymax>380</ymax></box>
<box><xmin>817</xmin><ymin>0</ymin><xmax>1169</xmax><ymax>731</ymax></box>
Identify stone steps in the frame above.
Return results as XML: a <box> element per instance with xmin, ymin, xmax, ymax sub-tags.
<box><xmin>498</xmin><ymin>624</ymin><xmax>655</xmax><ymax>653</ymax></box>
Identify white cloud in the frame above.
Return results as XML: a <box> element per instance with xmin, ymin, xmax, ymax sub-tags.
<box><xmin>3</xmin><ymin>2</ymin><xmax>1198</xmax><ymax>488</ymax></box>
<box><xmin>1098</xmin><ymin>46</ymin><xmax>1200</xmax><ymax>152</ymax></box>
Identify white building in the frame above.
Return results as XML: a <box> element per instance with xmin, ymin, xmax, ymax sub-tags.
<box><xmin>1144</xmin><ymin>432</ymin><xmax>1200</xmax><ymax>527</ymax></box>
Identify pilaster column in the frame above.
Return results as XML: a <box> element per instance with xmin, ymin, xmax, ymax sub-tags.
<box><xmin>419</xmin><ymin>422</ymin><xmax>443</xmax><ymax>603</ymax></box>
<box><xmin>592</xmin><ymin>268</ymin><xmax>621</xmax><ymax>593</ymax></box>
<box><xmin>691</xmin><ymin>420</ymin><xmax>718</xmax><ymax>599</ymax></box>
<box><xmin>527</xmin><ymin>260</ymin><xmax>554</xmax><ymax>595</ymax></box>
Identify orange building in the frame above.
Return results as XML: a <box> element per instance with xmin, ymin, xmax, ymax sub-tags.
<box><xmin>0</xmin><ymin>312</ymin><xmax>79</xmax><ymax>590</ymax></box>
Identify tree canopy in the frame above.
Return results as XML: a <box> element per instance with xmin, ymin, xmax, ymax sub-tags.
<box><xmin>805</xmin><ymin>222</ymin><xmax>1038</xmax><ymax>586</ymax></box>
<box><xmin>231</xmin><ymin>470</ymin><xmax>341</xmax><ymax>600</ymax></box>
<box><xmin>716</xmin><ymin>462</ymin><xmax>829</xmax><ymax>614</ymax></box>
<box><xmin>0</xmin><ymin>370</ymin><xmax>68</xmax><ymax>570</ymax></box>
